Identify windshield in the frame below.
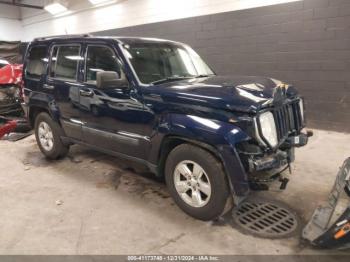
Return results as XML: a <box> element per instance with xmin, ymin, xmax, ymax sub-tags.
<box><xmin>123</xmin><ymin>42</ymin><xmax>214</xmax><ymax>84</ymax></box>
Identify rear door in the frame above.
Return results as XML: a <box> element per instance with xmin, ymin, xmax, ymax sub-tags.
<box><xmin>46</xmin><ymin>43</ymin><xmax>84</xmax><ymax>140</ymax></box>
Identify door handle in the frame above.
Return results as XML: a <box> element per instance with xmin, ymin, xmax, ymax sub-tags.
<box><xmin>79</xmin><ymin>89</ymin><xmax>94</xmax><ymax>97</ymax></box>
<box><xmin>43</xmin><ymin>84</ymin><xmax>55</xmax><ymax>90</ymax></box>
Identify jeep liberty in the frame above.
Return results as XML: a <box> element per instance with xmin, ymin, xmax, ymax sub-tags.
<box><xmin>22</xmin><ymin>35</ymin><xmax>309</xmax><ymax>220</ymax></box>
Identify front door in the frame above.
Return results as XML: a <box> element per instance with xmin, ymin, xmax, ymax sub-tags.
<box><xmin>78</xmin><ymin>44</ymin><xmax>149</xmax><ymax>159</ymax></box>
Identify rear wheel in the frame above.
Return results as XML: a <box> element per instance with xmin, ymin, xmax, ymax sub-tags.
<box><xmin>165</xmin><ymin>144</ymin><xmax>230</xmax><ymax>221</ymax></box>
<box><xmin>34</xmin><ymin>112</ymin><xmax>69</xmax><ymax>159</ymax></box>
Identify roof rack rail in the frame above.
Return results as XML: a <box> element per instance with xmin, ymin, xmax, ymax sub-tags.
<box><xmin>33</xmin><ymin>34</ymin><xmax>93</xmax><ymax>41</ymax></box>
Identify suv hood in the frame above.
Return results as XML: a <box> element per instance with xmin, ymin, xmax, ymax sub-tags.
<box><xmin>144</xmin><ymin>75</ymin><xmax>299</xmax><ymax>113</ymax></box>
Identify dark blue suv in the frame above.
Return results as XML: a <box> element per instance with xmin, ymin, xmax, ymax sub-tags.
<box><xmin>22</xmin><ymin>35</ymin><xmax>309</xmax><ymax>220</ymax></box>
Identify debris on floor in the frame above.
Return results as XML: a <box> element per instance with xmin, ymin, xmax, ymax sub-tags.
<box><xmin>2</xmin><ymin>131</ymin><xmax>33</xmax><ymax>141</ymax></box>
<box><xmin>302</xmin><ymin>158</ymin><xmax>350</xmax><ymax>249</ymax></box>
<box><xmin>0</xmin><ymin>116</ymin><xmax>32</xmax><ymax>141</ymax></box>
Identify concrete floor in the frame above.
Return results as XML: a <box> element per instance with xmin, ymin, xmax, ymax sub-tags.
<box><xmin>0</xmin><ymin>130</ymin><xmax>349</xmax><ymax>255</ymax></box>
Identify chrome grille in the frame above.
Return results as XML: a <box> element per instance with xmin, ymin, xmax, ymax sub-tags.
<box><xmin>273</xmin><ymin>100</ymin><xmax>303</xmax><ymax>141</ymax></box>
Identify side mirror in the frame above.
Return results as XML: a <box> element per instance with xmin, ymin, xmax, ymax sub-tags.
<box><xmin>96</xmin><ymin>71</ymin><xmax>128</xmax><ymax>90</ymax></box>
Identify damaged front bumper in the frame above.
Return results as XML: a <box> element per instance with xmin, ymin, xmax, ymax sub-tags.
<box><xmin>303</xmin><ymin>158</ymin><xmax>350</xmax><ymax>249</ymax></box>
<box><xmin>0</xmin><ymin>85</ymin><xmax>23</xmax><ymax>116</ymax></box>
<box><xmin>248</xmin><ymin>132</ymin><xmax>310</xmax><ymax>172</ymax></box>
<box><xmin>241</xmin><ymin>132</ymin><xmax>310</xmax><ymax>191</ymax></box>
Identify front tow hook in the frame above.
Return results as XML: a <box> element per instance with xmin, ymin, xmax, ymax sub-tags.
<box><xmin>279</xmin><ymin>177</ymin><xmax>289</xmax><ymax>190</ymax></box>
<box><xmin>306</xmin><ymin>129</ymin><xmax>313</xmax><ymax>137</ymax></box>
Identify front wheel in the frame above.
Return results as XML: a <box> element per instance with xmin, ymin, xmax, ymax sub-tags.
<box><xmin>165</xmin><ymin>144</ymin><xmax>230</xmax><ymax>221</ymax></box>
<box><xmin>34</xmin><ymin>112</ymin><xmax>69</xmax><ymax>159</ymax></box>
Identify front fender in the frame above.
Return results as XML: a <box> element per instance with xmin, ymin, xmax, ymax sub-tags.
<box><xmin>151</xmin><ymin>113</ymin><xmax>251</xmax><ymax>200</ymax></box>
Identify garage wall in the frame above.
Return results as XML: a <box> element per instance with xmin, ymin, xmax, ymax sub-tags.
<box><xmin>95</xmin><ymin>0</ymin><xmax>350</xmax><ymax>133</ymax></box>
<box><xmin>0</xmin><ymin>19</ymin><xmax>22</xmax><ymax>41</ymax></box>
<box><xmin>20</xmin><ymin>0</ymin><xmax>301</xmax><ymax>41</ymax></box>
<box><xmin>0</xmin><ymin>5</ymin><xmax>22</xmax><ymax>41</ymax></box>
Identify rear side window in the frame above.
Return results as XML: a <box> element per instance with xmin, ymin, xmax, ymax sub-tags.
<box><xmin>85</xmin><ymin>45</ymin><xmax>121</xmax><ymax>82</ymax></box>
<box><xmin>25</xmin><ymin>46</ymin><xmax>47</xmax><ymax>79</ymax></box>
<box><xmin>50</xmin><ymin>45</ymin><xmax>81</xmax><ymax>80</ymax></box>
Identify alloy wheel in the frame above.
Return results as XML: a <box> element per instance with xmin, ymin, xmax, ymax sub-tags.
<box><xmin>38</xmin><ymin>121</ymin><xmax>54</xmax><ymax>151</ymax></box>
<box><xmin>173</xmin><ymin>160</ymin><xmax>211</xmax><ymax>207</ymax></box>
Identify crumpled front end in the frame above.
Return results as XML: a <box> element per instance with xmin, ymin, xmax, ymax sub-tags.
<box><xmin>0</xmin><ymin>62</ymin><xmax>23</xmax><ymax>117</ymax></box>
<box><xmin>303</xmin><ymin>158</ymin><xmax>350</xmax><ymax>249</ymax></box>
<box><xmin>236</xmin><ymin>92</ymin><xmax>310</xmax><ymax>191</ymax></box>
<box><xmin>0</xmin><ymin>63</ymin><xmax>23</xmax><ymax>85</ymax></box>
<box><xmin>0</xmin><ymin>85</ymin><xmax>23</xmax><ymax>116</ymax></box>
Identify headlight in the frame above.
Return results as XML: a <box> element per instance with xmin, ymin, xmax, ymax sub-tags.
<box><xmin>258</xmin><ymin>111</ymin><xmax>278</xmax><ymax>147</ymax></box>
<box><xmin>299</xmin><ymin>99</ymin><xmax>305</xmax><ymax>123</ymax></box>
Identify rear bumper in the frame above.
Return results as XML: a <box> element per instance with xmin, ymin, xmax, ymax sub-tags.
<box><xmin>302</xmin><ymin>158</ymin><xmax>350</xmax><ymax>249</ymax></box>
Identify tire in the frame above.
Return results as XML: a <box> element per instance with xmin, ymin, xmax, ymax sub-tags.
<box><xmin>34</xmin><ymin>112</ymin><xmax>69</xmax><ymax>159</ymax></box>
<box><xmin>165</xmin><ymin>144</ymin><xmax>230</xmax><ymax>221</ymax></box>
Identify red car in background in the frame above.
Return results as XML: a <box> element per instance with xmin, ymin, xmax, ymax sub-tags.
<box><xmin>0</xmin><ymin>58</ymin><xmax>22</xmax><ymax>85</ymax></box>
<box><xmin>0</xmin><ymin>116</ymin><xmax>17</xmax><ymax>139</ymax></box>
<box><xmin>0</xmin><ymin>58</ymin><xmax>23</xmax><ymax>116</ymax></box>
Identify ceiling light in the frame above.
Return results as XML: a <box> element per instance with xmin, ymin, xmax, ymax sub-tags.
<box><xmin>44</xmin><ymin>2</ymin><xmax>68</xmax><ymax>15</ymax></box>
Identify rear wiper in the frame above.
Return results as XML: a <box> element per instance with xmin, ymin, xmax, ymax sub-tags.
<box><xmin>151</xmin><ymin>76</ymin><xmax>192</xmax><ymax>85</ymax></box>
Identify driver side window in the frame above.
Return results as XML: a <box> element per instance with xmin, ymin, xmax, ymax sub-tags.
<box><xmin>85</xmin><ymin>45</ymin><xmax>121</xmax><ymax>82</ymax></box>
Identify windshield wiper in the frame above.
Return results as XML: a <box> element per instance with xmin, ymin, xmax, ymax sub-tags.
<box><xmin>151</xmin><ymin>76</ymin><xmax>193</xmax><ymax>85</ymax></box>
<box><xmin>194</xmin><ymin>74</ymin><xmax>215</xmax><ymax>78</ymax></box>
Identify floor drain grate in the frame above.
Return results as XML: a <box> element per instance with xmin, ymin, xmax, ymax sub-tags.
<box><xmin>232</xmin><ymin>199</ymin><xmax>299</xmax><ymax>238</ymax></box>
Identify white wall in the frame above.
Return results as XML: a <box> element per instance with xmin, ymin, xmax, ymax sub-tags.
<box><xmin>20</xmin><ymin>0</ymin><xmax>301</xmax><ymax>42</ymax></box>
<box><xmin>0</xmin><ymin>19</ymin><xmax>22</xmax><ymax>41</ymax></box>
<box><xmin>0</xmin><ymin>0</ymin><xmax>301</xmax><ymax>41</ymax></box>
<box><xmin>0</xmin><ymin>4</ymin><xmax>22</xmax><ymax>41</ymax></box>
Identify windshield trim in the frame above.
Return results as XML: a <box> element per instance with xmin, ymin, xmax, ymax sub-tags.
<box><xmin>119</xmin><ymin>43</ymin><xmax>147</xmax><ymax>87</ymax></box>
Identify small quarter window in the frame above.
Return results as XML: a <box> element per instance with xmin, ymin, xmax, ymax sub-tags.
<box><xmin>50</xmin><ymin>45</ymin><xmax>81</xmax><ymax>80</ymax></box>
<box><xmin>25</xmin><ymin>46</ymin><xmax>47</xmax><ymax>79</ymax></box>
<box><xmin>85</xmin><ymin>46</ymin><xmax>121</xmax><ymax>82</ymax></box>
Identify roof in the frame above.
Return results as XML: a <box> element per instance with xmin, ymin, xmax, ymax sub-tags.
<box><xmin>32</xmin><ymin>34</ymin><xmax>182</xmax><ymax>46</ymax></box>
<box><xmin>114</xmin><ymin>36</ymin><xmax>181</xmax><ymax>45</ymax></box>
